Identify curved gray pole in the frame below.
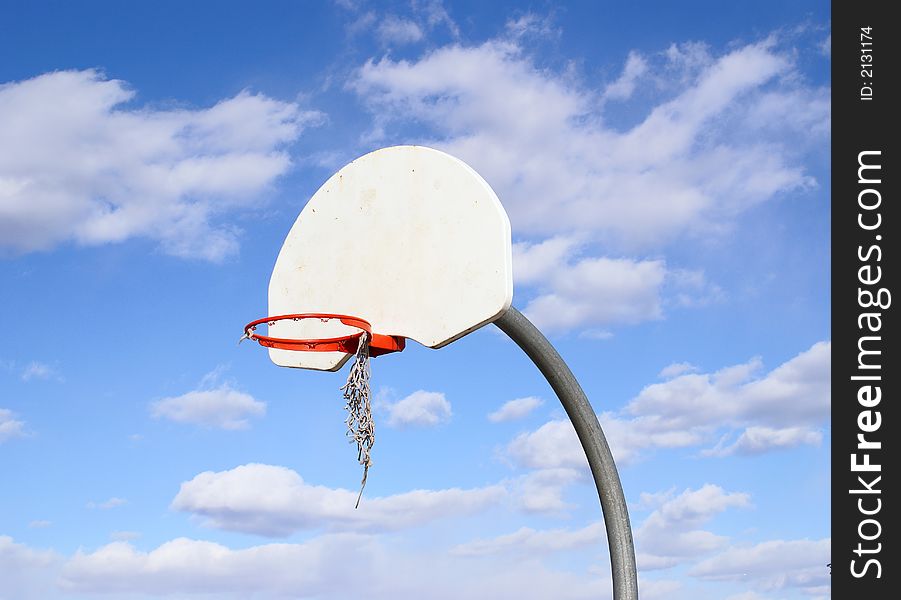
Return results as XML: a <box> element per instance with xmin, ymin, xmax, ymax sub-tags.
<box><xmin>494</xmin><ymin>307</ymin><xmax>638</xmax><ymax>600</ymax></box>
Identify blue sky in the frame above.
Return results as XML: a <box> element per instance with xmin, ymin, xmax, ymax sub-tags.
<box><xmin>1</xmin><ymin>1</ymin><xmax>830</xmax><ymax>599</ymax></box>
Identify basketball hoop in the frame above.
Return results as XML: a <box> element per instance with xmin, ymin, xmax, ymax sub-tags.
<box><xmin>237</xmin><ymin>147</ymin><xmax>638</xmax><ymax>598</ymax></box>
<box><xmin>241</xmin><ymin>313</ymin><xmax>404</xmax><ymax>507</ymax></box>
<box><xmin>241</xmin><ymin>313</ymin><xmax>405</xmax><ymax>356</ymax></box>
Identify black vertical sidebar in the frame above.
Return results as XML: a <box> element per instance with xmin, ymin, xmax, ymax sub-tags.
<box><xmin>832</xmin><ymin>1</ymin><xmax>897</xmax><ymax>597</ymax></box>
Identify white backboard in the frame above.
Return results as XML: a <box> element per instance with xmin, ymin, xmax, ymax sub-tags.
<box><xmin>268</xmin><ymin>145</ymin><xmax>513</xmax><ymax>370</ymax></box>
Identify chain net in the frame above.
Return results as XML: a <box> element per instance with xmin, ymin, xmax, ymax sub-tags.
<box><xmin>341</xmin><ymin>331</ymin><xmax>374</xmax><ymax>508</ymax></box>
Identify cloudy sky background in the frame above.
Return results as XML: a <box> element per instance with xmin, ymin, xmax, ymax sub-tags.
<box><xmin>1</xmin><ymin>1</ymin><xmax>830</xmax><ymax>598</ymax></box>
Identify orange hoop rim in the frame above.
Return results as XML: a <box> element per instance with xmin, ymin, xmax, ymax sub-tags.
<box><xmin>243</xmin><ymin>313</ymin><xmax>370</xmax><ymax>353</ymax></box>
<box><xmin>243</xmin><ymin>313</ymin><xmax>405</xmax><ymax>356</ymax></box>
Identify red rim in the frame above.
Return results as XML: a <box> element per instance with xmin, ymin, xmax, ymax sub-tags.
<box><xmin>243</xmin><ymin>313</ymin><xmax>405</xmax><ymax>356</ymax></box>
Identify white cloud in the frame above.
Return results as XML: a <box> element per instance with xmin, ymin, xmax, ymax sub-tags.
<box><xmin>636</xmin><ymin>485</ymin><xmax>751</xmax><ymax>569</ymax></box>
<box><xmin>351</xmin><ymin>34</ymin><xmax>825</xmax><ymax>333</ymax></box>
<box><xmin>452</xmin><ymin>522</ymin><xmax>604</xmax><ymax>557</ymax></box>
<box><xmin>60</xmin><ymin>534</ymin><xmax>376</xmax><ymax>596</ymax></box>
<box><xmin>666</xmin><ymin>268</ymin><xmax>725</xmax><ymax>308</ymax></box>
<box><xmin>637</xmin><ymin>554</ymin><xmax>681</xmax><ymax>571</ymax></box>
<box><xmin>513</xmin><ymin>237</ymin><xmax>673</xmax><ymax>333</ymax></box>
<box><xmin>506</xmin><ymin>413</ymin><xmax>701</xmax><ymax>469</ymax></box>
<box><xmin>344</xmin><ymin>10</ymin><xmax>377</xmax><ymax>36</ymax></box>
<box><xmin>602</xmin><ymin>341</ymin><xmax>829</xmax><ymax>461</ymax></box>
<box><xmin>741</xmin><ymin>86</ymin><xmax>830</xmax><ymax>140</ymax></box>
<box><xmin>597</xmin><ymin>413</ymin><xmax>705</xmax><ymax>463</ymax></box>
<box><xmin>488</xmin><ymin>396</ymin><xmax>544</xmax><ymax>422</ymax></box>
<box><xmin>579</xmin><ymin>329</ymin><xmax>614</xmax><ymax>340</ymax></box>
<box><xmin>419</xmin><ymin>0</ymin><xmax>459</xmax><ymax>39</ymax></box>
<box><xmin>723</xmin><ymin>593</ymin><xmax>774</xmax><ymax>600</ymax></box>
<box><xmin>60</xmin><ymin>534</ymin><xmax>608</xmax><ymax>600</ymax></box>
<box><xmin>504</xmin><ymin>13</ymin><xmax>559</xmax><ymax>40</ymax></box>
<box><xmin>20</xmin><ymin>361</ymin><xmax>59</xmax><ymax>382</ymax></box>
<box><xmin>658</xmin><ymin>362</ymin><xmax>697</xmax><ymax>379</ymax></box>
<box><xmin>704</xmin><ymin>425</ymin><xmax>823</xmax><ymax>457</ymax></box>
<box><xmin>603</xmin><ymin>51</ymin><xmax>648</xmax><ymax>101</ymax></box>
<box><xmin>4</xmin><ymin>515</ymin><xmax>828</xmax><ymax>600</ymax></box>
<box><xmin>86</xmin><ymin>497</ymin><xmax>127</xmax><ymax>510</ymax></box>
<box><xmin>523</xmin><ymin>256</ymin><xmax>667</xmax><ymax>332</ymax></box>
<box><xmin>0</xmin><ymin>536</ymin><xmax>59</xmax><ymax>600</ymax></box>
<box><xmin>689</xmin><ymin>538</ymin><xmax>830</xmax><ymax>593</ymax></box>
<box><xmin>28</xmin><ymin>520</ymin><xmax>51</xmax><ymax>528</ymax></box>
<box><xmin>512</xmin><ymin>236</ymin><xmax>581</xmax><ymax>284</ymax></box>
<box><xmin>198</xmin><ymin>364</ymin><xmax>231</xmax><ymax>388</ymax></box>
<box><xmin>507</xmin><ymin>420</ymin><xmax>585</xmax><ymax>470</ymax></box>
<box><xmin>340</xmin><ymin>0</ymin><xmax>458</xmax><ymax>42</ymax></box>
<box><xmin>376</xmin><ymin>16</ymin><xmax>424</xmax><ymax>44</ymax></box>
<box><xmin>171</xmin><ymin>463</ymin><xmax>504</xmax><ymax>536</ymax></box>
<box><xmin>0</xmin><ymin>408</ymin><xmax>26</xmax><ymax>443</ymax></box>
<box><xmin>352</xmin><ymin>37</ymin><xmax>826</xmax><ymax>249</ymax></box>
<box><xmin>627</xmin><ymin>341</ymin><xmax>830</xmax><ymax>430</ymax></box>
<box><xmin>0</xmin><ymin>70</ymin><xmax>321</xmax><ymax>260</ymax></box>
<box><xmin>514</xmin><ymin>467</ymin><xmax>582</xmax><ymax>513</ymax></box>
<box><xmin>637</xmin><ymin>578</ymin><xmax>683</xmax><ymax>599</ymax></box>
<box><xmin>167</xmin><ymin>483</ymin><xmax>767</xmax><ymax>598</ymax></box>
<box><xmin>150</xmin><ymin>384</ymin><xmax>266</xmax><ymax>430</ymax></box>
<box><xmin>506</xmin><ymin>342</ymin><xmax>829</xmax><ymax>465</ymax></box>
<box><xmin>513</xmin><ymin>244</ymin><xmax>723</xmax><ymax>333</ymax></box>
<box><xmin>384</xmin><ymin>390</ymin><xmax>451</xmax><ymax>428</ymax></box>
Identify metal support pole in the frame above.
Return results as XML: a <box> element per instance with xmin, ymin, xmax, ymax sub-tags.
<box><xmin>494</xmin><ymin>307</ymin><xmax>639</xmax><ymax>600</ymax></box>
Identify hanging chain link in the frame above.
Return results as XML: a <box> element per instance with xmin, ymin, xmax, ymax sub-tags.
<box><xmin>340</xmin><ymin>331</ymin><xmax>374</xmax><ymax>508</ymax></box>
